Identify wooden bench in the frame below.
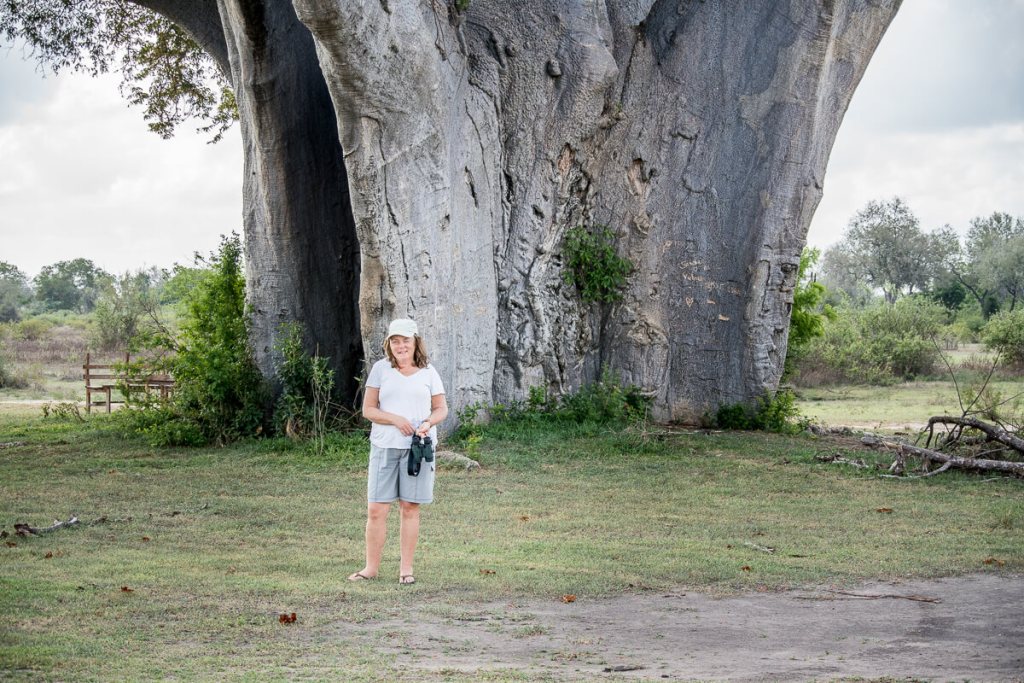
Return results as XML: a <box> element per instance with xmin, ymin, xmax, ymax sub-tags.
<box><xmin>83</xmin><ymin>353</ymin><xmax>175</xmax><ymax>413</ymax></box>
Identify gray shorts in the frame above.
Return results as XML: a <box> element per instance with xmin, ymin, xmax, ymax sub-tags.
<box><xmin>367</xmin><ymin>444</ymin><xmax>435</xmax><ymax>504</ymax></box>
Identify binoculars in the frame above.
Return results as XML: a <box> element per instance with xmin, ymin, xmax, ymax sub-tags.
<box><xmin>408</xmin><ymin>434</ymin><xmax>434</xmax><ymax>476</ymax></box>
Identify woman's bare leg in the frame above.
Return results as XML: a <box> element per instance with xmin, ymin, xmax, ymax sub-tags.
<box><xmin>398</xmin><ymin>501</ymin><xmax>420</xmax><ymax>581</ymax></box>
<box><xmin>349</xmin><ymin>502</ymin><xmax>390</xmax><ymax>579</ymax></box>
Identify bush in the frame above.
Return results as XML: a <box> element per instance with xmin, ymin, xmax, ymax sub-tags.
<box><xmin>0</xmin><ymin>340</ymin><xmax>29</xmax><ymax>389</ymax></box>
<box><xmin>982</xmin><ymin>309</ymin><xmax>1024</xmax><ymax>365</ymax></box>
<box><xmin>794</xmin><ymin>296</ymin><xmax>945</xmax><ymax>385</ymax></box>
<box><xmin>14</xmin><ymin>318</ymin><xmax>53</xmax><ymax>342</ymax></box>
<box><xmin>114</xmin><ymin>234</ymin><xmax>266</xmax><ymax>446</ymax></box>
<box><xmin>90</xmin><ymin>271</ymin><xmax>165</xmax><ymax>351</ymax></box>
<box><xmin>170</xmin><ymin>234</ymin><xmax>266</xmax><ymax>444</ymax></box>
<box><xmin>711</xmin><ymin>389</ymin><xmax>809</xmax><ymax>434</ymax></box>
<box><xmin>452</xmin><ymin>370</ymin><xmax>651</xmax><ymax>444</ymax></box>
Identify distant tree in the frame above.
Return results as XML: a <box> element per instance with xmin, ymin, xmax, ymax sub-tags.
<box><xmin>158</xmin><ymin>264</ymin><xmax>212</xmax><ymax>306</ymax></box>
<box><xmin>963</xmin><ymin>212</ymin><xmax>1024</xmax><ymax>313</ymax></box>
<box><xmin>819</xmin><ymin>247</ymin><xmax>875</xmax><ymax>306</ymax></box>
<box><xmin>91</xmin><ymin>270</ymin><xmax>167</xmax><ymax>351</ymax></box>
<box><xmin>34</xmin><ymin>258</ymin><xmax>111</xmax><ymax>312</ymax></box>
<box><xmin>822</xmin><ymin>198</ymin><xmax>951</xmax><ymax>304</ymax></box>
<box><xmin>0</xmin><ymin>262</ymin><xmax>30</xmax><ymax>322</ymax></box>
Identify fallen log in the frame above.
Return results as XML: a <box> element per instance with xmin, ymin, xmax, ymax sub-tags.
<box><xmin>861</xmin><ymin>436</ymin><xmax>1024</xmax><ymax>476</ymax></box>
<box><xmin>14</xmin><ymin>516</ymin><xmax>80</xmax><ymax>536</ymax></box>
<box><xmin>925</xmin><ymin>416</ymin><xmax>1024</xmax><ymax>454</ymax></box>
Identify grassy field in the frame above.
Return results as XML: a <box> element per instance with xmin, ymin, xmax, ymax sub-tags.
<box><xmin>796</xmin><ymin>379</ymin><xmax>1024</xmax><ymax>428</ymax></box>
<box><xmin>1</xmin><ymin>406</ymin><xmax>1021</xmax><ymax>681</ymax></box>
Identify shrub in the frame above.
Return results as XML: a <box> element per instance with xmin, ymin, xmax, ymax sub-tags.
<box><xmin>0</xmin><ymin>340</ymin><xmax>29</xmax><ymax>389</ymax></box>
<box><xmin>171</xmin><ymin>234</ymin><xmax>266</xmax><ymax>444</ymax></box>
<box><xmin>14</xmin><ymin>318</ymin><xmax>53</xmax><ymax>342</ymax></box>
<box><xmin>712</xmin><ymin>389</ymin><xmax>808</xmax><ymax>434</ymax></box>
<box><xmin>114</xmin><ymin>234</ymin><xmax>266</xmax><ymax>446</ymax></box>
<box><xmin>982</xmin><ymin>309</ymin><xmax>1024</xmax><ymax>365</ymax></box>
<box><xmin>274</xmin><ymin>322</ymin><xmax>314</xmax><ymax>436</ymax></box>
<box><xmin>794</xmin><ymin>296</ymin><xmax>945</xmax><ymax>385</ymax></box>
<box><xmin>90</xmin><ymin>271</ymin><xmax>165</xmax><ymax>351</ymax></box>
<box><xmin>561</xmin><ymin>224</ymin><xmax>633</xmax><ymax>303</ymax></box>
<box><xmin>785</xmin><ymin>248</ymin><xmax>836</xmax><ymax>377</ymax></box>
<box><xmin>452</xmin><ymin>369</ymin><xmax>651</xmax><ymax>445</ymax></box>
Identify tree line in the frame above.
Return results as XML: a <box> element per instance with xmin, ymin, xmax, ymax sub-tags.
<box><xmin>787</xmin><ymin>198</ymin><xmax>1024</xmax><ymax>386</ymax></box>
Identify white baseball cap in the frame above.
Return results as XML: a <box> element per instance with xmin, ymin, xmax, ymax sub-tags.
<box><xmin>387</xmin><ymin>318</ymin><xmax>418</xmax><ymax>338</ymax></box>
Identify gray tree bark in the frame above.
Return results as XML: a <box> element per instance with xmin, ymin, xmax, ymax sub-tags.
<box><xmin>140</xmin><ymin>0</ymin><xmax>364</xmax><ymax>399</ymax></box>
<box><xmin>292</xmin><ymin>0</ymin><xmax>901</xmax><ymax>421</ymax></box>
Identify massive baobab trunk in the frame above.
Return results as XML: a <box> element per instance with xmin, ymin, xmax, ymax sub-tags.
<box><xmin>144</xmin><ymin>0</ymin><xmax>363</xmax><ymax>399</ymax></box>
<box><xmin>290</xmin><ymin>0</ymin><xmax>900</xmax><ymax>421</ymax></box>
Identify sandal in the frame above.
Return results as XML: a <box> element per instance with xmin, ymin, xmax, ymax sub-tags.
<box><xmin>399</xmin><ymin>575</ymin><xmax>416</xmax><ymax>585</ymax></box>
<box><xmin>348</xmin><ymin>571</ymin><xmax>375</xmax><ymax>582</ymax></box>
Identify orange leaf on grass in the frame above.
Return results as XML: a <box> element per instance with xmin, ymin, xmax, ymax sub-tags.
<box><xmin>741</xmin><ymin>566</ymin><xmax>752</xmax><ymax>572</ymax></box>
<box><xmin>121</xmin><ymin>586</ymin><xmax>134</xmax><ymax>593</ymax></box>
<box><xmin>561</xmin><ymin>594</ymin><xmax>577</xmax><ymax>603</ymax></box>
<box><xmin>44</xmin><ymin>551</ymin><xmax>53</xmax><ymax>559</ymax></box>
<box><xmin>479</xmin><ymin>569</ymin><xmax>496</xmax><ymax>575</ymax></box>
<box><xmin>876</xmin><ymin>508</ymin><xmax>894</xmax><ymax>513</ymax></box>
<box><xmin>279</xmin><ymin>612</ymin><xmax>297</xmax><ymax>624</ymax></box>
<box><xmin>982</xmin><ymin>557</ymin><xmax>1005</xmax><ymax>567</ymax></box>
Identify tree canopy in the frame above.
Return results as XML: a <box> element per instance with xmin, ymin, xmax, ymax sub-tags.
<box><xmin>0</xmin><ymin>0</ymin><xmax>234</xmax><ymax>140</ymax></box>
<box><xmin>33</xmin><ymin>258</ymin><xmax>110</xmax><ymax>312</ymax></box>
<box><xmin>823</xmin><ymin>197</ymin><xmax>953</xmax><ymax>304</ymax></box>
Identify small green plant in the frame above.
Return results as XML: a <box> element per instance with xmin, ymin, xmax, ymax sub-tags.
<box><xmin>712</xmin><ymin>389</ymin><xmax>808</xmax><ymax>435</ymax></box>
<box><xmin>309</xmin><ymin>352</ymin><xmax>335</xmax><ymax>456</ymax></box>
<box><xmin>561</xmin><ymin>224</ymin><xmax>633</xmax><ymax>303</ymax></box>
<box><xmin>785</xmin><ymin>247</ymin><xmax>835</xmax><ymax>377</ymax></box>
<box><xmin>272</xmin><ymin>323</ymin><xmax>338</xmax><ymax>452</ymax></box>
<box><xmin>274</xmin><ymin>322</ymin><xmax>314</xmax><ymax>437</ymax></box>
<box><xmin>41</xmin><ymin>401</ymin><xmax>84</xmax><ymax>421</ymax></box>
<box><xmin>454</xmin><ymin>0</ymin><xmax>471</xmax><ymax>11</ymax></box>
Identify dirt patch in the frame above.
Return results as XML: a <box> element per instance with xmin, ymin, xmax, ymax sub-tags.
<box><xmin>332</xmin><ymin>574</ymin><xmax>1023</xmax><ymax>681</ymax></box>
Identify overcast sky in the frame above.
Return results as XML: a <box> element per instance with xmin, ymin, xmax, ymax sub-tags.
<box><xmin>1</xmin><ymin>0</ymin><xmax>1023</xmax><ymax>278</ymax></box>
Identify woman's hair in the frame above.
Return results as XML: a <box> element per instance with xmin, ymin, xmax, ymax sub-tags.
<box><xmin>383</xmin><ymin>334</ymin><xmax>429</xmax><ymax>369</ymax></box>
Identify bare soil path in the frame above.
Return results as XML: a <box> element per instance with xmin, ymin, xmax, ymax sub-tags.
<box><xmin>336</xmin><ymin>574</ymin><xmax>1023</xmax><ymax>681</ymax></box>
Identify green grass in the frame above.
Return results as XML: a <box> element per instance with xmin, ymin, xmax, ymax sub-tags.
<box><xmin>1</xmin><ymin>409</ymin><xmax>1021</xmax><ymax>680</ymax></box>
<box><xmin>796</xmin><ymin>378</ymin><xmax>1024</xmax><ymax>428</ymax></box>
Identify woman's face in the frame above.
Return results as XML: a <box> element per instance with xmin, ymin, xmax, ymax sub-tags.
<box><xmin>389</xmin><ymin>335</ymin><xmax>415</xmax><ymax>364</ymax></box>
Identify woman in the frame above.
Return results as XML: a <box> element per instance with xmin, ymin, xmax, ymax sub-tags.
<box><xmin>348</xmin><ymin>318</ymin><xmax>448</xmax><ymax>585</ymax></box>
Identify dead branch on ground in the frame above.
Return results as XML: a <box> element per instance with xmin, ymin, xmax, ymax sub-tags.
<box><xmin>861</xmin><ymin>436</ymin><xmax>1024</xmax><ymax>477</ymax></box>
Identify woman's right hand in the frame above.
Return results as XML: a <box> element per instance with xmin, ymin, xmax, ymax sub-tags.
<box><xmin>393</xmin><ymin>416</ymin><xmax>415</xmax><ymax>436</ymax></box>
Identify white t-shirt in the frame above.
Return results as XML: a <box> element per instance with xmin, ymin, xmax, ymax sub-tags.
<box><xmin>366</xmin><ymin>358</ymin><xmax>446</xmax><ymax>449</ymax></box>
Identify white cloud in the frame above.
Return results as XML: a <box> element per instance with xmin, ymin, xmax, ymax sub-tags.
<box><xmin>808</xmin><ymin>0</ymin><xmax>1024</xmax><ymax>249</ymax></box>
<box><xmin>0</xmin><ymin>62</ymin><xmax>242</xmax><ymax>277</ymax></box>
<box><xmin>810</xmin><ymin>122</ymin><xmax>1024</xmax><ymax>247</ymax></box>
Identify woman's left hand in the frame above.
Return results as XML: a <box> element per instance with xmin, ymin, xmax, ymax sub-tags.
<box><xmin>415</xmin><ymin>420</ymin><xmax>431</xmax><ymax>437</ymax></box>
